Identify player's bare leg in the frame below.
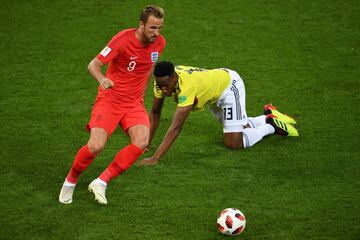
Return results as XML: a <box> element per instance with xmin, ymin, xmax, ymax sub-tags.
<box><xmin>224</xmin><ymin>132</ymin><xmax>244</xmax><ymax>149</ymax></box>
<box><xmin>82</xmin><ymin>128</ymin><xmax>110</xmax><ymax>204</ymax></box>
<box><xmin>59</xmin><ymin>128</ymin><xmax>107</xmax><ymax>204</ymax></box>
<box><xmin>89</xmin><ymin>125</ymin><xmax>148</xmax><ymax>204</ymax></box>
<box><xmin>87</xmin><ymin>128</ymin><xmax>108</xmax><ymax>154</ymax></box>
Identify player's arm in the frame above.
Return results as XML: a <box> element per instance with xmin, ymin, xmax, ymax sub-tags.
<box><xmin>143</xmin><ymin>65</ymin><xmax>155</xmax><ymax>96</ymax></box>
<box><xmin>88</xmin><ymin>57</ymin><xmax>114</xmax><ymax>89</ymax></box>
<box><xmin>148</xmin><ymin>97</ymin><xmax>165</xmax><ymax>149</ymax></box>
<box><xmin>139</xmin><ymin>104</ymin><xmax>193</xmax><ymax>166</ymax></box>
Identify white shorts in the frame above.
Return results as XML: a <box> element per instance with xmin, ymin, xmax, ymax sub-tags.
<box><xmin>209</xmin><ymin>69</ymin><xmax>248</xmax><ymax>133</ymax></box>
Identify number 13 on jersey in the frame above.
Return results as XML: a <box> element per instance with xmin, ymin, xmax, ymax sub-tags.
<box><xmin>223</xmin><ymin>107</ymin><xmax>233</xmax><ymax>120</ymax></box>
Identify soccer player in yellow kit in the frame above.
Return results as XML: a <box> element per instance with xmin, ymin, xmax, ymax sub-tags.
<box><xmin>139</xmin><ymin>61</ymin><xmax>299</xmax><ymax>166</ymax></box>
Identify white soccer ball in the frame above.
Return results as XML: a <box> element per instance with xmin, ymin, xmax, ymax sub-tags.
<box><xmin>217</xmin><ymin>208</ymin><xmax>246</xmax><ymax>236</ymax></box>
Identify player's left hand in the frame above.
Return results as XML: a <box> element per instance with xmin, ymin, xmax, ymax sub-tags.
<box><xmin>138</xmin><ymin>156</ymin><xmax>159</xmax><ymax>167</ymax></box>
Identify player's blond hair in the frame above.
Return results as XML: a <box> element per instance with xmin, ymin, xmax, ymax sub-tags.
<box><xmin>139</xmin><ymin>5</ymin><xmax>164</xmax><ymax>24</ymax></box>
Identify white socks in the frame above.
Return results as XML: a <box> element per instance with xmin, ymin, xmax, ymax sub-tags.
<box><xmin>64</xmin><ymin>179</ymin><xmax>76</xmax><ymax>187</ymax></box>
<box><xmin>96</xmin><ymin>178</ymin><xmax>107</xmax><ymax>186</ymax></box>
<box><xmin>242</xmin><ymin>124</ymin><xmax>275</xmax><ymax>148</ymax></box>
<box><xmin>247</xmin><ymin>115</ymin><xmax>267</xmax><ymax>128</ymax></box>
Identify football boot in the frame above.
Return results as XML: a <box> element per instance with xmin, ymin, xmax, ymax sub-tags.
<box><xmin>59</xmin><ymin>181</ymin><xmax>75</xmax><ymax>204</ymax></box>
<box><xmin>266</xmin><ymin>114</ymin><xmax>299</xmax><ymax>137</ymax></box>
<box><xmin>264</xmin><ymin>104</ymin><xmax>297</xmax><ymax>125</ymax></box>
<box><xmin>88</xmin><ymin>179</ymin><xmax>108</xmax><ymax>204</ymax></box>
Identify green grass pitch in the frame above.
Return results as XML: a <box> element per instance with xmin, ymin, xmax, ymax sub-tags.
<box><xmin>0</xmin><ymin>0</ymin><xmax>359</xmax><ymax>239</ymax></box>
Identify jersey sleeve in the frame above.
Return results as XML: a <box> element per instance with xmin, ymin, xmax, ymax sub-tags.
<box><xmin>153</xmin><ymin>81</ymin><xmax>165</xmax><ymax>99</ymax></box>
<box><xmin>96</xmin><ymin>33</ymin><xmax>124</xmax><ymax>65</ymax></box>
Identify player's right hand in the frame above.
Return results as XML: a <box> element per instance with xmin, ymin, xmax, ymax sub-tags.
<box><xmin>138</xmin><ymin>156</ymin><xmax>159</xmax><ymax>167</ymax></box>
<box><xmin>99</xmin><ymin>78</ymin><xmax>114</xmax><ymax>90</ymax></box>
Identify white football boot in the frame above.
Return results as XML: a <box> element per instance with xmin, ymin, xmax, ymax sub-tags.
<box><xmin>59</xmin><ymin>180</ymin><xmax>76</xmax><ymax>204</ymax></box>
<box><xmin>88</xmin><ymin>178</ymin><xmax>108</xmax><ymax>205</ymax></box>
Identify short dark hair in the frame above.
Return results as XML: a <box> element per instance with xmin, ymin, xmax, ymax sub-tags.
<box><xmin>154</xmin><ymin>61</ymin><xmax>175</xmax><ymax>77</ymax></box>
<box><xmin>139</xmin><ymin>5</ymin><xmax>164</xmax><ymax>24</ymax></box>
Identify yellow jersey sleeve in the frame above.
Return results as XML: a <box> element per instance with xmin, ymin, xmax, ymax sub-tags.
<box><xmin>153</xmin><ymin>80</ymin><xmax>165</xmax><ymax>99</ymax></box>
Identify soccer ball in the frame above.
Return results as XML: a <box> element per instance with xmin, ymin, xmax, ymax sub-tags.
<box><xmin>217</xmin><ymin>208</ymin><xmax>246</xmax><ymax>236</ymax></box>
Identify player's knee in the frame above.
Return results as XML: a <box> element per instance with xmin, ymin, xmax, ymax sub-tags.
<box><xmin>224</xmin><ymin>132</ymin><xmax>244</xmax><ymax>150</ymax></box>
<box><xmin>225</xmin><ymin>143</ymin><xmax>244</xmax><ymax>149</ymax></box>
<box><xmin>224</xmin><ymin>139</ymin><xmax>244</xmax><ymax>150</ymax></box>
<box><xmin>132</xmin><ymin>137</ymin><xmax>149</xmax><ymax>150</ymax></box>
<box><xmin>87</xmin><ymin>140</ymin><xmax>105</xmax><ymax>154</ymax></box>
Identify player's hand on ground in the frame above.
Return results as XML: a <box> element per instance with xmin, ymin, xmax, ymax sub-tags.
<box><xmin>138</xmin><ymin>156</ymin><xmax>159</xmax><ymax>166</ymax></box>
<box><xmin>100</xmin><ymin>78</ymin><xmax>114</xmax><ymax>90</ymax></box>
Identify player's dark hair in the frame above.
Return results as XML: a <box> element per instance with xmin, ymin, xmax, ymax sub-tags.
<box><xmin>139</xmin><ymin>5</ymin><xmax>164</xmax><ymax>24</ymax></box>
<box><xmin>154</xmin><ymin>61</ymin><xmax>175</xmax><ymax>78</ymax></box>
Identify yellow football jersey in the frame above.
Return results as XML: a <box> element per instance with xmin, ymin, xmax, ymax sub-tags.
<box><xmin>154</xmin><ymin>65</ymin><xmax>231</xmax><ymax>111</ymax></box>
